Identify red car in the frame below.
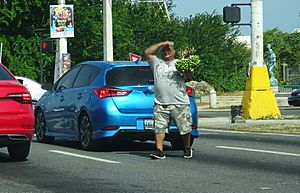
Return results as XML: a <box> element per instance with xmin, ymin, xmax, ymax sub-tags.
<box><xmin>0</xmin><ymin>63</ymin><xmax>34</xmax><ymax>159</ymax></box>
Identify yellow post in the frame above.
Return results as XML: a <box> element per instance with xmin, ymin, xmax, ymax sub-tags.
<box><xmin>242</xmin><ymin>66</ymin><xmax>281</xmax><ymax>119</ymax></box>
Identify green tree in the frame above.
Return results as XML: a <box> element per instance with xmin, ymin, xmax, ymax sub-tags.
<box><xmin>68</xmin><ymin>0</ymin><xmax>103</xmax><ymax>63</ymax></box>
<box><xmin>180</xmin><ymin>12</ymin><xmax>250</xmax><ymax>91</ymax></box>
<box><xmin>264</xmin><ymin>28</ymin><xmax>300</xmax><ymax>83</ymax></box>
<box><xmin>0</xmin><ymin>0</ymin><xmax>251</xmax><ymax>92</ymax></box>
<box><xmin>0</xmin><ymin>0</ymin><xmax>56</xmax><ymax>82</ymax></box>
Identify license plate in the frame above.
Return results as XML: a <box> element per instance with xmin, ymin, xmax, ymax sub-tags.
<box><xmin>144</xmin><ymin>119</ymin><xmax>154</xmax><ymax>130</ymax></box>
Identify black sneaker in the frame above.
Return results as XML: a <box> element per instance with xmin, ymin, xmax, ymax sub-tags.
<box><xmin>150</xmin><ymin>149</ymin><xmax>166</xmax><ymax>159</ymax></box>
<box><xmin>183</xmin><ymin>147</ymin><xmax>193</xmax><ymax>159</ymax></box>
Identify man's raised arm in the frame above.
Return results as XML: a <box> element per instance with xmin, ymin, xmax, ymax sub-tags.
<box><xmin>144</xmin><ymin>41</ymin><xmax>174</xmax><ymax>61</ymax></box>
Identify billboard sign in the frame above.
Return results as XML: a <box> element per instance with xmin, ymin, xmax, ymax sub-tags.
<box><xmin>50</xmin><ymin>5</ymin><xmax>74</xmax><ymax>38</ymax></box>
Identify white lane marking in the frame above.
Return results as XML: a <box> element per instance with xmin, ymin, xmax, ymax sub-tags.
<box><xmin>200</xmin><ymin>128</ymin><xmax>300</xmax><ymax>137</ymax></box>
<box><xmin>216</xmin><ymin>146</ymin><xmax>300</xmax><ymax>157</ymax></box>
<box><xmin>49</xmin><ymin>150</ymin><xmax>121</xmax><ymax>164</ymax></box>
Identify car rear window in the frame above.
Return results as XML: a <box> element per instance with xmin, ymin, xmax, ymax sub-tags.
<box><xmin>0</xmin><ymin>65</ymin><xmax>14</xmax><ymax>80</ymax></box>
<box><xmin>106</xmin><ymin>66</ymin><xmax>154</xmax><ymax>86</ymax></box>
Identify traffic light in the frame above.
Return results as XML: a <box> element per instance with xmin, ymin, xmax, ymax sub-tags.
<box><xmin>223</xmin><ymin>6</ymin><xmax>241</xmax><ymax>23</ymax></box>
<box><xmin>41</xmin><ymin>39</ymin><xmax>53</xmax><ymax>53</ymax></box>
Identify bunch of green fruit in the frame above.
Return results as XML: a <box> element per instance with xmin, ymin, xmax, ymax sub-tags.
<box><xmin>176</xmin><ymin>55</ymin><xmax>200</xmax><ymax>74</ymax></box>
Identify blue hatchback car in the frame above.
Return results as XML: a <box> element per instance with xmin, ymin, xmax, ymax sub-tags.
<box><xmin>35</xmin><ymin>61</ymin><xmax>199</xmax><ymax>150</ymax></box>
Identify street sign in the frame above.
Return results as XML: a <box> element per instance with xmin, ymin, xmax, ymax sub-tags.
<box><xmin>129</xmin><ymin>52</ymin><xmax>142</xmax><ymax>62</ymax></box>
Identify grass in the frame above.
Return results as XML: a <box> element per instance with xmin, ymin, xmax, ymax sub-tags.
<box><xmin>221</xmin><ymin>124</ymin><xmax>300</xmax><ymax>135</ymax></box>
<box><xmin>197</xmin><ymin>92</ymin><xmax>300</xmax><ymax>135</ymax></box>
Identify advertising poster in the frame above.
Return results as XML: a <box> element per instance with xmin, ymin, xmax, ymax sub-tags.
<box><xmin>62</xmin><ymin>53</ymin><xmax>71</xmax><ymax>73</ymax></box>
<box><xmin>50</xmin><ymin>5</ymin><xmax>74</xmax><ymax>38</ymax></box>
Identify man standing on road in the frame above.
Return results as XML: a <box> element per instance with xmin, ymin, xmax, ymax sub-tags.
<box><xmin>145</xmin><ymin>41</ymin><xmax>193</xmax><ymax>159</ymax></box>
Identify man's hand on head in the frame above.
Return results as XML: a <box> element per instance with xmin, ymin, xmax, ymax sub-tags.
<box><xmin>160</xmin><ymin>41</ymin><xmax>174</xmax><ymax>48</ymax></box>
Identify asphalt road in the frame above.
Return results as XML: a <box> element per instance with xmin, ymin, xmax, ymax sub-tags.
<box><xmin>0</xmin><ymin>131</ymin><xmax>299</xmax><ymax>193</ymax></box>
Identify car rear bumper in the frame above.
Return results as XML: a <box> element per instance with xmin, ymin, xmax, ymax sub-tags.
<box><xmin>0</xmin><ymin>134</ymin><xmax>31</xmax><ymax>147</ymax></box>
<box><xmin>0</xmin><ymin>113</ymin><xmax>35</xmax><ymax>141</ymax></box>
<box><xmin>92</xmin><ymin>127</ymin><xmax>199</xmax><ymax>141</ymax></box>
<box><xmin>92</xmin><ymin>99</ymin><xmax>198</xmax><ymax>132</ymax></box>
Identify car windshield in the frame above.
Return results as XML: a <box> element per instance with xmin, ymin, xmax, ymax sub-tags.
<box><xmin>0</xmin><ymin>65</ymin><xmax>14</xmax><ymax>80</ymax></box>
<box><xmin>106</xmin><ymin>66</ymin><xmax>154</xmax><ymax>86</ymax></box>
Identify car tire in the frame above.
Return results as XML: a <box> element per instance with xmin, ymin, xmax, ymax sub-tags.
<box><xmin>170</xmin><ymin>136</ymin><xmax>194</xmax><ymax>150</ymax></box>
<box><xmin>35</xmin><ymin>109</ymin><xmax>54</xmax><ymax>143</ymax></box>
<box><xmin>79</xmin><ymin>112</ymin><xmax>95</xmax><ymax>151</ymax></box>
<box><xmin>8</xmin><ymin>142</ymin><xmax>31</xmax><ymax>160</ymax></box>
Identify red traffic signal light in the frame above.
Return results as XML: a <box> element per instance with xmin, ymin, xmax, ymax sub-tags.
<box><xmin>41</xmin><ymin>39</ymin><xmax>53</xmax><ymax>53</ymax></box>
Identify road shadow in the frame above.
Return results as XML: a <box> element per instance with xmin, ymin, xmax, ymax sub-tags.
<box><xmin>32</xmin><ymin>138</ymin><xmax>174</xmax><ymax>153</ymax></box>
<box><xmin>0</xmin><ymin>151</ymin><xmax>28</xmax><ymax>162</ymax></box>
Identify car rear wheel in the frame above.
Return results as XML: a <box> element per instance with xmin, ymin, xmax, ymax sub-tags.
<box><xmin>35</xmin><ymin>109</ymin><xmax>54</xmax><ymax>143</ymax></box>
<box><xmin>79</xmin><ymin>112</ymin><xmax>95</xmax><ymax>150</ymax></box>
<box><xmin>8</xmin><ymin>142</ymin><xmax>31</xmax><ymax>160</ymax></box>
<box><xmin>170</xmin><ymin>136</ymin><xmax>194</xmax><ymax>150</ymax></box>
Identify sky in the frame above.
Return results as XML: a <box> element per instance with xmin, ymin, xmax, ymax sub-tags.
<box><xmin>172</xmin><ymin>0</ymin><xmax>300</xmax><ymax>35</ymax></box>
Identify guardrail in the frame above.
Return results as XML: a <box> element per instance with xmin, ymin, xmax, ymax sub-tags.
<box><xmin>278</xmin><ymin>84</ymin><xmax>300</xmax><ymax>93</ymax></box>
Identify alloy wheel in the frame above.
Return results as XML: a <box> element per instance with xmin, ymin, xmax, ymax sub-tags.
<box><xmin>79</xmin><ymin>113</ymin><xmax>94</xmax><ymax>150</ymax></box>
<box><xmin>35</xmin><ymin>110</ymin><xmax>54</xmax><ymax>143</ymax></box>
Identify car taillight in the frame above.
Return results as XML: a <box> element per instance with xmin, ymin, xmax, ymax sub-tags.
<box><xmin>6</xmin><ymin>93</ymin><xmax>32</xmax><ymax>104</ymax></box>
<box><xmin>102</xmin><ymin>126</ymin><xmax>119</xmax><ymax>130</ymax></box>
<box><xmin>192</xmin><ymin>125</ymin><xmax>197</xmax><ymax>129</ymax></box>
<box><xmin>186</xmin><ymin>86</ymin><xmax>194</xmax><ymax>97</ymax></box>
<box><xmin>93</xmin><ymin>87</ymin><xmax>132</xmax><ymax>99</ymax></box>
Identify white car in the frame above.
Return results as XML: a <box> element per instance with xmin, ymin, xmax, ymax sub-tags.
<box><xmin>15</xmin><ymin>76</ymin><xmax>47</xmax><ymax>105</ymax></box>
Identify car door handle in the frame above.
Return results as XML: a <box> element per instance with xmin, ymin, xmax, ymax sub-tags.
<box><xmin>77</xmin><ymin>93</ymin><xmax>82</xmax><ymax>99</ymax></box>
<box><xmin>60</xmin><ymin>95</ymin><xmax>64</xmax><ymax>101</ymax></box>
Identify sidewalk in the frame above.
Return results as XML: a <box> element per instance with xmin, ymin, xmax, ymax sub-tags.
<box><xmin>198</xmin><ymin>116</ymin><xmax>300</xmax><ymax>128</ymax></box>
<box><xmin>196</xmin><ymin>95</ymin><xmax>300</xmax><ymax>134</ymax></box>
<box><xmin>197</xmin><ymin>94</ymin><xmax>290</xmax><ymax>111</ymax></box>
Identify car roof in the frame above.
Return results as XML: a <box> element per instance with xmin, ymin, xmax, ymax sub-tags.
<box><xmin>15</xmin><ymin>76</ymin><xmax>42</xmax><ymax>85</ymax></box>
<box><xmin>79</xmin><ymin>61</ymin><xmax>150</xmax><ymax>68</ymax></box>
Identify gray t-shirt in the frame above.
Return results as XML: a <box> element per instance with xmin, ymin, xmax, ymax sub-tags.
<box><xmin>148</xmin><ymin>56</ymin><xmax>190</xmax><ymax>105</ymax></box>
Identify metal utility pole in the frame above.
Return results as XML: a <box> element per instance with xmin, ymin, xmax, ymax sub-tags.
<box><xmin>54</xmin><ymin>0</ymin><xmax>68</xmax><ymax>82</ymax></box>
<box><xmin>36</xmin><ymin>28</ymin><xmax>47</xmax><ymax>83</ymax></box>
<box><xmin>0</xmin><ymin>43</ymin><xmax>2</xmax><ymax>64</ymax></box>
<box><xmin>103</xmin><ymin>0</ymin><xmax>113</xmax><ymax>61</ymax></box>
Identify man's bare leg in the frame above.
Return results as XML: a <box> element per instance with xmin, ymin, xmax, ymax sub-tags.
<box><xmin>155</xmin><ymin>133</ymin><xmax>165</xmax><ymax>151</ymax></box>
<box><xmin>181</xmin><ymin>133</ymin><xmax>191</xmax><ymax>148</ymax></box>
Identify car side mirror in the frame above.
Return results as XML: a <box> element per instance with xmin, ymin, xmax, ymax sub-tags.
<box><xmin>17</xmin><ymin>79</ymin><xmax>24</xmax><ymax>84</ymax></box>
<box><xmin>42</xmin><ymin>83</ymin><xmax>53</xmax><ymax>91</ymax></box>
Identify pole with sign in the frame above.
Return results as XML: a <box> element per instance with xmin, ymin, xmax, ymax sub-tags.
<box><xmin>223</xmin><ymin>0</ymin><xmax>280</xmax><ymax>119</ymax></box>
<box><xmin>51</xmin><ymin>1</ymin><xmax>74</xmax><ymax>82</ymax></box>
<box><xmin>241</xmin><ymin>0</ymin><xmax>280</xmax><ymax>119</ymax></box>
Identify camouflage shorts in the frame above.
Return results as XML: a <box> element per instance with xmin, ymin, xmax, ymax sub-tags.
<box><xmin>153</xmin><ymin>104</ymin><xmax>192</xmax><ymax>135</ymax></box>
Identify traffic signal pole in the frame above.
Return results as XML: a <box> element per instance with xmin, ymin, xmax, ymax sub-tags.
<box><xmin>39</xmin><ymin>31</ymin><xmax>43</xmax><ymax>83</ymax></box>
<box><xmin>241</xmin><ymin>0</ymin><xmax>280</xmax><ymax>119</ymax></box>
<box><xmin>103</xmin><ymin>0</ymin><xmax>113</xmax><ymax>61</ymax></box>
<box><xmin>54</xmin><ymin>0</ymin><xmax>68</xmax><ymax>83</ymax></box>
<box><xmin>251</xmin><ymin>0</ymin><xmax>263</xmax><ymax>67</ymax></box>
